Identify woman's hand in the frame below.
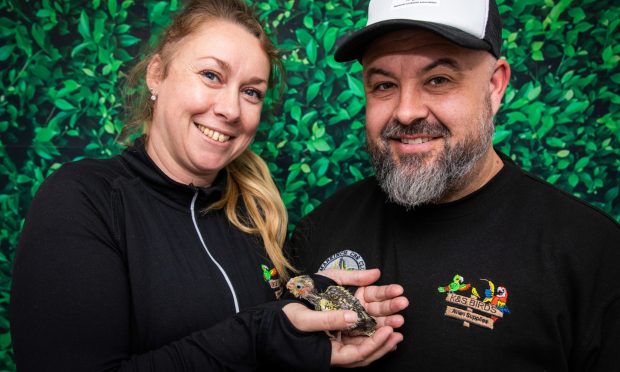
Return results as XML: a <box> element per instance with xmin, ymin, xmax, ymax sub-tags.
<box><xmin>282</xmin><ymin>269</ymin><xmax>408</xmax><ymax>367</ymax></box>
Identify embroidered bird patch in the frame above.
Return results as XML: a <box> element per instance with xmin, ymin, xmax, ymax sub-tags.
<box><xmin>286</xmin><ymin>275</ymin><xmax>376</xmax><ymax>336</ymax></box>
<box><xmin>438</xmin><ymin>274</ymin><xmax>471</xmax><ymax>293</ymax></box>
<box><xmin>261</xmin><ymin>264</ymin><xmax>282</xmax><ymax>299</ymax></box>
<box><xmin>472</xmin><ymin>279</ymin><xmax>510</xmax><ymax>321</ymax></box>
<box><xmin>438</xmin><ymin>274</ymin><xmax>511</xmax><ymax>330</ymax></box>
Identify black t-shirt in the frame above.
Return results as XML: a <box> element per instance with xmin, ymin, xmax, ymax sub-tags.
<box><xmin>290</xmin><ymin>155</ymin><xmax>620</xmax><ymax>371</ymax></box>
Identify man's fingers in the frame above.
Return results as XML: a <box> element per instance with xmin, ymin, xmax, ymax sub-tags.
<box><xmin>331</xmin><ymin>326</ymin><xmax>403</xmax><ymax>367</ymax></box>
<box><xmin>360</xmin><ymin>284</ymin><xmax>404</xmax><ymax>302</ymax></box>
<box><xmin>373</xmin><ymin>314</ymin><xmax>405</xmax><ymax>329</ymax></box>
<box><xmin>331</xmin><ymin>326</ymin><xmax>392</xmax><ymax>365</ymax></box>
<box><xmin>365</xmin><ymin>296</ymin><xmax>409</xmax><ymax>317</ymax></box>
<box><xmin>346</xmin><ymin>332</ymin><xmax>404</xmax><ymax>367</ymax></box>
<box><xmin>282</xmin><ymin>303</ymin><xmax>358</xmax><ymax>332</ymax></box>
<box><xmin>318</xmin><ymin>268</ymin><xmax>381</xmax><ymax>287</ymax></box>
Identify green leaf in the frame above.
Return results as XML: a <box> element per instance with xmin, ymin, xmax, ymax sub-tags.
<box><xmin>574</xmin><ymin>157</ymin><xmax>590</xmax><ymax>172</ymax></box>
<box><xmin>323</xmin><ymin>27</ymin><xmax>338</xmax><ymax>52</ymax></box>
<box><xmin>312</xmin><ymin>139</ymin><xmax>331</xmax><ymax>152</ymax></box>
<box><xmin>303</xmin><ymin>15</ymin><xmax>313</xmax><ymax>29</ymax></box>
<box><xmin>568</xmin><ymin>173</ymin><xmax>579</xmax><ymax>188</ymax></box>
<box><xmin>78</xmin><ymin>11</ymin><xmax>91</xmax><ymax>40</ymax></box>
<box><xmin>295</xmin><ymin>29</ymin><xmax>313</xmax><ymax>46</ymax></box>
<box><xmin>31</xmin><ymin>24</ymin><xmax>45</xmax><ymax>48</ymax></box>
<box><xmin>349</xmin><ymin>165</ymin><xmax>364</xmax><ymax>181</ymax></box>
<box><xmin>306</xmin><ymin>39</ymin><xmax>318</xmax><ymax>64</ymax></box>
<box><xmin>306</xmin><ymin>82</ymin><xmax>322</xmax><ymax>103</ymax></box>
<box><xmin>291</xmin><ymin>106</ymin><xmax>301</xmax><ymax>122</ymax></box>
<box><xmin>15</xmin><ymin>25</ymin><xmax>32</xmax><ymax>56</ymax></box>
<box><xmin>546</xmin><ymin>174</ymin><xmax>561</xmax><ymax>184</ymax></box>
<box><xmin>565</xmin><ymin>101</ymin><xmax>589</xmax><ymax>115</ymax></box>
<box><xmin>108</xmin><ymin>0</ymin><xmax>118</xmax><ymax>16</ymax></box>
<box><xmin>93</xmin><ymin>16</ymin><xmax>106</xmax><ymax>43</ymax></box>
<box><xmin>54</xmin><ymin>99</ymin><xmax>75</xmax><ymax>110</ymax></box>
<box><xmin>0</xmin><ymin>44</ymin><xmax>15</xmax><ymax>61</ymax></box>
<box><xmin>493</xmin><ymin>130</ymin><xmax>511</xmax><ymax>144</ymax></box>
<box><xmin>527</xmin><ymin>85</ymin><xmax>542</xmax><ymax>100</ymax></box>
<box><xmin>35</xmin><ymin>126</ymin><xmax>60</xmax><ymax>142</ymax></box>
<box><xmin>604</xmin><ymin>187</ymin><xmax>619</xmax><ymax>203</ymax></box>
<box><xmin>532</xmin><ymin>41</ymin><xmax>544</xmax><ymax>51</ymax></box>
<box><xmin>602</xmin><ymin>46</ymin><xmax>614</xmax><ymax>64</ymax></box>
<box><xmin>316</xmin><ymin>176</ymin><xmax>332</xmax><ymax>187</ymax></box>
<box><xmin>346</xmin><ymin>74</ymin><xmax>364</xmax><ymax>98</ymax></box>
<box><xmin>116</xmin><ymin>24</ymin><xmax>130</xmax><ymax>33</ymax></box>
<box><xmin>119</xmin><ymin>34</ymin><xmax>141</xmax><ymax>46</ymax></box>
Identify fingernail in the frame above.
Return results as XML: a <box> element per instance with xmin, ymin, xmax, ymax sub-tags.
<box><xmin>344</xmin><ymin>311</ymin><xmax>358</xmax><ymax>323</ymax></box>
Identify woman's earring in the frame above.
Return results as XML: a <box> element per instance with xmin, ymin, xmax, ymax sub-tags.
<box><xmin>150</xmin><ymin>89</ymin><xmax>157</xmax><ymax>101</ymax></box>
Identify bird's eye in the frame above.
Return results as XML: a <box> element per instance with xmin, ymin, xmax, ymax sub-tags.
<box><xmin>296</xmin><ymin>284</ymin><xmax>303</xmax><ymax>289</ymax></box>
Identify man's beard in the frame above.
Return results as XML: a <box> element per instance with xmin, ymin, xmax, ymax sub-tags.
<box><xmin>367</xmin><ymin>96</ymin><xmax>495</xmax><ymax>209</ymax></box>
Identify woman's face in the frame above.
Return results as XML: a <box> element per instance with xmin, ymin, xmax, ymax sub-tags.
<box><xmin>146</xmin><ymin>20</ymin><xmax>270</xmax><ymax>186</ymax></box>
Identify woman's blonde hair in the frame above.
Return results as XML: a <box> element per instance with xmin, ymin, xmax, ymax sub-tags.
<box><xmin>122</xmin><ymin>0</ymin><xmax>294</xmax><ymax>281</ymax></box>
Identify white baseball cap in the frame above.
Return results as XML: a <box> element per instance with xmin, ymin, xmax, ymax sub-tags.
<box><xmin>334</xmin><ymin>0</ymin><xmax>503</xmax><ymax>62</ymax></box>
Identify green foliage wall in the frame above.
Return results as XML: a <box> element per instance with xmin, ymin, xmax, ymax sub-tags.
<box><xmin>0</xmin><ymin>0</ymin><xmax>618</xmax><ymax>369</ymax></box>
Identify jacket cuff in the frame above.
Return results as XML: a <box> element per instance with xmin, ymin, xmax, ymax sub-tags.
<box><xmin>257</xmin><ymin>300</ymin><xmax>331</xmax><ymax>372</ymax></box>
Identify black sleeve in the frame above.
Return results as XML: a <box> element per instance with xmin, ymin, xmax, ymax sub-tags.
<box><xmin>577</xmin><ymin>223</ymin><xmax>620</xmax><ymax>371</ymax></box>
<box><xmin>286</xmin><ymin>214</ymin><xmax>319</xmax><ymax>274</ymax></box>
<box><xmin>10</xmin><ymin>167</ymin><xmax>330</xmax><ymax>372</ymax></box>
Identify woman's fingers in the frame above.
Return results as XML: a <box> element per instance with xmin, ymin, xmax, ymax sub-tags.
<box><xmin>282</xmin><ymin>303</ymin><xmax>358</xmax><ymax>332</ymax></box>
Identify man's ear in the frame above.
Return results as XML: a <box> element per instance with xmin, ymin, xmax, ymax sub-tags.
<box><xmin>489</xmin><ymin>58</ymin><xmax>511</xmax><ymax>116</ymax></box>
<box><xmin>146</xmin><ymin>54</ymin><xmax>164</xmax><ymax>93</ymax></box>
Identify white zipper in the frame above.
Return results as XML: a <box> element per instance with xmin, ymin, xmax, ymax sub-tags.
<box><xmin>190</xmin><ymin>191</ymin><xmax>240</xmax><ymax>313</ymax></box>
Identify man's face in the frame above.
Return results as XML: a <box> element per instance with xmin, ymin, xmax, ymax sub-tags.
<box><xmin>362</xmin><ymin>29</ymin><xmax>505</xmax><ymax>207</ymax></box>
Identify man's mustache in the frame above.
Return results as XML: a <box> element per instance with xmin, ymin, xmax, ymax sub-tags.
<box><xmin>381</xmin><ymin>120</ymin><xmax>450</xmax><ymax>139</ymax></box>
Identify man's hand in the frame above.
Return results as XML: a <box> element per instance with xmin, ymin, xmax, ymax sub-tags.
<box><xmin>282</xmin><ymin>269</ymin><xmax>408</xmax><ymax>367</ymax></box>
<box><xmin>318</xmin><ymin>268</ymin><xmax>409</xmax><ymax>329</ymax></box>
<box><xmin>282</xmin><ymin>302</ymin><xmax>403</xmax><ymax>367</ymax></box>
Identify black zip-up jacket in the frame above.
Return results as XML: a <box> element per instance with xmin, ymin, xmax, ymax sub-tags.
<box><xmin>10</xmin><ymin>138</ymin><xmax>329</xmax><ymax>371</ymax></box>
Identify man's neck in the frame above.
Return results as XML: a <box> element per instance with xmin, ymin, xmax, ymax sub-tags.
<box><xmin>439</xmin><ymin>148</ymin><xmax>504</xmax><ymax>203</ymax></box>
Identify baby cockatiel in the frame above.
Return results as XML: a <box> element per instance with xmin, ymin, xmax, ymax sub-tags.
<box><xmin>286</xmin><ymin>275</ymin><xmax>376</xmax><ymax>336</ymax></box>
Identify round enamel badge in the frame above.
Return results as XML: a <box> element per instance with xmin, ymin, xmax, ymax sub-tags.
<box><xmin>319</xmin><ymin>250</ymin><xmax>367</xmax><ymax>271</ymax></box>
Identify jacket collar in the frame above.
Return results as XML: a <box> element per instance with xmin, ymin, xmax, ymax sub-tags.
<box><xmin>120</xmin><ymin>136</ymin><xmax>227</xmax><ymax>211</ymax></box>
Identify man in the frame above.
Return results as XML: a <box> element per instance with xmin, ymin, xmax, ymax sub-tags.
<box><xmin>290</xmin><ymin>0</ymin><xmax>620</xmax><ymax>370</ymax></box>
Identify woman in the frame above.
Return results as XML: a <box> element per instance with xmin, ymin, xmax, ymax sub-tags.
<box><xmin>10</xmin><ymin>0</ymin><xmax>406</xmax><ymax>370</ymax></box>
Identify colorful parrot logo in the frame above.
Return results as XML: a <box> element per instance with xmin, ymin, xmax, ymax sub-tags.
<box><xmin>472</xmin><ymin>279</ymin><xmax>510</xmax><ymax>321</ymax></box>
<box><xmin>261</xmin><ymin>264</ymin><xmax>278</xmax><ymax>282</ymax></box>
<box><xmin>438</xmin><ymin>274</ymin><xmax>472</xmax><ymax>293</ymax></box>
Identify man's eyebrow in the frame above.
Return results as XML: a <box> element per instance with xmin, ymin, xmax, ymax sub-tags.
<box><xmin>422</xmin><ymin>58</ymin><xmax>460</xmax><ymax>73</ymax></box>
<box><xmin>364</xmin><ymin>67</ymin><xmax>397</xmax><ymax>80</ymax></box>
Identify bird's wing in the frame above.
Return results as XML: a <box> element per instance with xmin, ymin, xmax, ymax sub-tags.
<box><xmin>488</xmin><ymin>280</ymin><xmax>495</xmax><ymax>295</ymax></box>
<box><xmin>472</xmin><ymin>287</ymin><xmax>481</xmax><ymax>298</ymax></box>
<box><xmin>323</xmin><ymin>286</ymin><xmax>359</xmax><ymax>310</ymax></box>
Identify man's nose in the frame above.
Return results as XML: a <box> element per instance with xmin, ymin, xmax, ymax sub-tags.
<box><xmin>394</xmin><ymin>89</ymin><xmax>429</xmax><ymax>125</ymax></box>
